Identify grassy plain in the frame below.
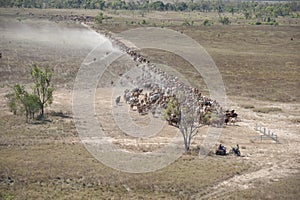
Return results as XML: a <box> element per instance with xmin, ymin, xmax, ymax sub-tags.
<box><xmin>0</xmin><ymin>8</ymin><xmax>299</xmax><ymax>199</ymax></box>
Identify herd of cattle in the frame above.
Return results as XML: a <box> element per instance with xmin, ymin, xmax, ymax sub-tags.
<box><xmin>109</xmin><ymin>32</ymin><xmax>238</xmax><ymax>128</ymax></box>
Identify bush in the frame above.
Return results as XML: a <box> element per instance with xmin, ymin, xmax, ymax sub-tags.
<box><xmin>203</xmin><ymin>19</ymin><xmax>213</xmax><ymax>26</ymax></box>
<box><xmin>95</xmin><ymin>12</ymin><xmax>104</xmax><ymax>24</ymax></box>
<box><xmin>219</xmin><ymin>17</ymin><xmax>231</xmax><ymax>25</ymax></box>
<box><xmin>141</xmin><ymin>19</ymin><xmax>146</xmax><ymax>25</ymax></box>
<box><xmin>182</xmin><ymin>20</ymin><xmax>191</xmax><ymax>26</ymax></box>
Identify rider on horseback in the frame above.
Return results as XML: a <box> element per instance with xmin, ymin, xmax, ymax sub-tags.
<box><xmin>232</xmin><ymin>144</ymin><xmax>241</xmax><ymax>156</ymax></box>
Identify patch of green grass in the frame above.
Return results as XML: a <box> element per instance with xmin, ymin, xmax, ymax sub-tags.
<box><xmin>0</xmin><ymin>193</ymin><xmax>14</xmax><ymax>200</ymax></box>
<box><xmin>253</xmin><ymin>107</ymin><xmax>282</xmax><ymax>113</ymax></box>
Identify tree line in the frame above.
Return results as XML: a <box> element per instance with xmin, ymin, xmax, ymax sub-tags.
<box><xmin>1</xmin><ymin>0</ymin><xmax>299</xmax><ymax>18</ymax></box>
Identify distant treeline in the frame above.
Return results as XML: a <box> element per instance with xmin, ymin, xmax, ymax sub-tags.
<box><xmin>1</xmin><ymin>0</ymin><xmax>299</xmax><ymax>17</ymax></box>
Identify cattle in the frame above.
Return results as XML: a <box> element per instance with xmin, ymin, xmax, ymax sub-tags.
<box><xmin>150</xmin><ymin>93</ymin><xmax>160</xmax><ymax>103</ymax></box>
<box><xmin>167</xmin><ymin>114</ymin><xmax>180</xmax><ymax>127</ymax></box>
<box><xmin>110</xmin><ymin>34</ymin><xmax>239</xmax><ymax>129</ymax></box>
<box><xmin>115</xmin><ymin>96</ymin><xmax>121</xmax><ymax>105</ymax></box>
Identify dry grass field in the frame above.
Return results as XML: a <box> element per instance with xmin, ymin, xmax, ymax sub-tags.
<box><xmin>0</xmin><ymin>8</ymin><xmax>300</xmax><ymax>199</ymax></box>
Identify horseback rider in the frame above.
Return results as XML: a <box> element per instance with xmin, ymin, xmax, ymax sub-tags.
<box><xmin>216</xmin><ymin>143</ymin><xmax>226</xmax><ymax>155</ymax></box>
<box><xmin>232</xmin><ymin>144</ymin><xmax>240</xmax><ymax>156</ymax></box>
<box><xmin>218</xmin><ymin>144</ymin><xmax>226</xmax><ymax>151</ymax></box>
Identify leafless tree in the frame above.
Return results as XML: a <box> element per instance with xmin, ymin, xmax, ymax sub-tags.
<box><xmin>179</xmin><ymin>98</ymin><xmax>202</xmax><ymax>152</ymax></box>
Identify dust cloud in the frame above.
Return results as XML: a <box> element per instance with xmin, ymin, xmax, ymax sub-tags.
<box><xmin>0</xmin><ymin>17</ymin><xmax>118</xmax><ymax>87</ymax></box>
<box><xmin>0</xmin><ymin>18</ymin><xmax>108</xmax><ymax>49</ymax></box>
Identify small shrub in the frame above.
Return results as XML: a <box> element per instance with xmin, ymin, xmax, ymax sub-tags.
<box><xmin>5</xmin><ymin>93</ymin><xmax>17</xmax><ymax>114</ymax></box>
<box><xmin>203</xmin><ymin>19</ymin><xmax>213</xmax><ymax>26</ymax></box>
<box><xmin>95</xmin><ymin>12</ymin><xmax>104</xmax><ymax>24</ymax></box>
<box><xmin>255</xmin><ymin>21</ymin><xmax>262</xmax><ymax>25</ymax></box>
<box><xmin>182</xmin><ymin>20</ymin><xmax>191</xmax><ymax>26</ymax></box>
<box><xmin>219</xmin><ymin>17</ymin><xmax>231</xmax><ymax>25</ymax></box>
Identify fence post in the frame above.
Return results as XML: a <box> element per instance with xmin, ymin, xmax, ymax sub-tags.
<box><xmin>260</xmin><ymin>125</ymin><xmax>262</xmax><ymax>132</ymax></box>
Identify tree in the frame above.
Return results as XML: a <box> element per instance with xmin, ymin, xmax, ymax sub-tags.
<box><xmin>6</xmin><ymin>65</ymin><xmax>54</xmax><ymax>122</ymax></box>
<box><xmin>178</xmin><ymin>98</ymin><xmax>201</xmax><ymax>152</ymax></box>
<box><xmin>175</xmin><ymin>2</ymin><xmax>188</xmax><ymax>11</ymax></box>
<box><xmin>30</xmin><ymin>64</ymin><xmax>54</xmax><ymax>118</ymax></box>
<box><xmin>244</xmin><ymin>11</ymin><xmax>251</xmax><ymax>20</ymax></box>
<box><xmin>165</xmin><ymin>93</ymin><xmax>201</xmax><ymax>152</ymax></box>
<box><xmin>150</xmin><ymin>1</ymin><xmax>164</xmax><ymax>11</ymax></box>
<box><xmin>229</xmin><ymin>7</ymin><xmax>235</xmax><ymax>15</ymax></box>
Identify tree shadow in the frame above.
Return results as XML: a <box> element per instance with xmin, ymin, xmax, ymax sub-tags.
<box><xmin>49</xmin><ymin>111</ymin><xmax>72</xmax><ymax>119</ymax></box>
<box><xmin>31</xmin><ymin>119</ymin><xmax>52</xmax><ymax>125</ymax></box>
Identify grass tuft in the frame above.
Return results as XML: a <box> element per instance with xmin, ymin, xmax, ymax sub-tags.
<box><xmin>241</xmin><ymin>104</ymin><xmax>255</xmax><ymax>109</ymax></box>
<box><xmin>253</xmin><ymin>107</ymin><xmax>282</xmax><ymax>113</ymax></box>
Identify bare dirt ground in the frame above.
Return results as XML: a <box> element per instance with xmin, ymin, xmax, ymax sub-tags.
<box><xmin>1</xmin><ymin>8</ymin><xmax>300</xmax><ymax>199</ymax></box>
<box><xmin>201</xmin><ymin>97</ymin><xmax>300</xmax><ymax>199</ymax></box>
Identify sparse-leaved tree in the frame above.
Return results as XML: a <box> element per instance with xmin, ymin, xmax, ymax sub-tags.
<box><xmin>165</xmin><ymin>92</ymin><xmax>202</xmax><ymax>153</ymax></box>
<box><xmin>178</xmin><ymin>100</ymin><xmax>201</xmax><ymax>152</ymax></box>
<box><xmin>31</xmin><ymin>64</ymin><xmax>54</xmax><ymax>118</ymax></box>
